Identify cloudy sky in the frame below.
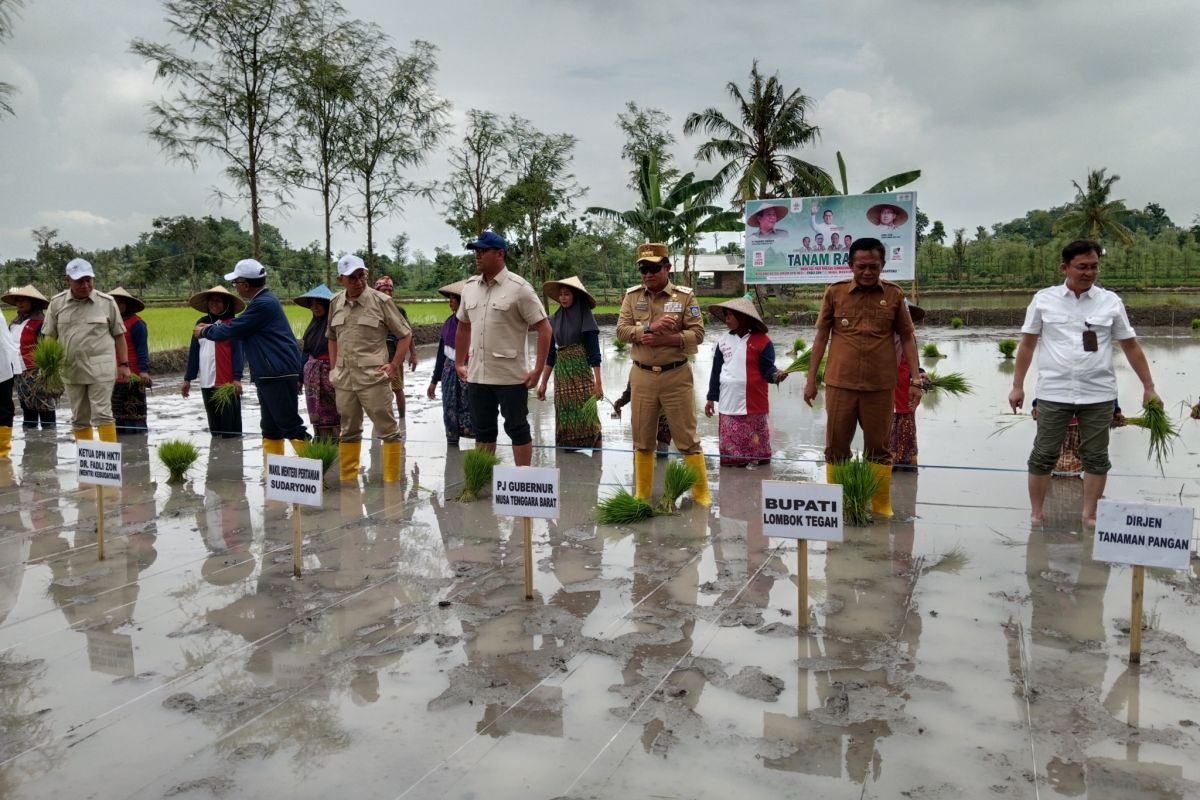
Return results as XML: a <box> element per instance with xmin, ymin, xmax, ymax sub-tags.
<box><xmin>1</xmin><ymin>0</ymin><xmax>1198</xmax><ymax>265</ymax></box>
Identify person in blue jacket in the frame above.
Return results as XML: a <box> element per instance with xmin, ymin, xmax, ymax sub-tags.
<box><xmin>193</xmin><ymin>259</ymin><xmax>309</xmax><ymax>457</ymax></box>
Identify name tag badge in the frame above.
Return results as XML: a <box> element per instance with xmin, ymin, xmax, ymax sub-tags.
<box><xmin>1082</xmin><ymin>329</ymin><xmax>1098</xmax><ymax>352</ymax></box>
<box><xmin>664</xmin><ymin>302</ymin><xmax>683</xmax><ymax>313</ymax></box>
<box><xmin>635</xmin><ymin>301</ymin><xmax>649</xmax><ymax>312</ymax></box>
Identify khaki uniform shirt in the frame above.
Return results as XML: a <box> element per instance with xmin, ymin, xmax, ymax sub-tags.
<box><xmin>327</xmin><ymin>287</ymin><xmax>412</xmax><ymax>390</ymax></box>
<box><xmin>456</xmin><ymin>268</ymin><xmax>547</xmax><ymax>385</ymax></box>
<box><xmin>816</xmin><ymin>278</ymin><xmax>914</xmax><ymax>391</ymax></box>
<box><xmin>43</xmin><ymin>289</ymin><xmax>124</xmax><ymax>384</ymax></box>
<box><xmin>616</xmin><ymin>281</ymin><xmax>704</xmax><ymax>366</ymax></box>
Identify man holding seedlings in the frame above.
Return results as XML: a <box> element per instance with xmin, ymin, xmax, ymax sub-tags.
<box><xmin>43</xmin><ymin>258</ymin><xmax>130</xmax><ymax>442</ymax></box>
<box><xmin>454</xmin><ymin>231</ymin><xmax>552</xmax><ymax>467</ymax></box>
<box><xmin>616</xmin><ymin>242</ymin><xmax>710</xmax><ymax>505</ymax></box>
<box><xmin>1008</xmin><ymin>239</ymin><xmax>1160</xmax><ymax>526</ymax></box>
<box><xmin>804</xmin><ymin>237</ymin><xmax>921</xmax><ymax>517</ymax></box>
<box><xmin>327</xmin><ymin>254</ymin><xmax>412</xmax><ymax>483</ymax></box>
<box><xmin>194</xmin><ymin>259</ymin><xmax>309</xmax><ymax>458</ymax></box>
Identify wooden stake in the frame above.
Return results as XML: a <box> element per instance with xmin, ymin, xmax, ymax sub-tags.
<box><xmin>292</xmin><ymin>502</ymin><xmax>303</xmax><ymax>578</ymax></box>
<box><xmin>523</xmin><ymin>517</ymin><xmax>533</xmax><ymax>600</ymax></box>
<box><xmin>1130</xmin><ymin>564</ymin><xmax>1145</xmax><ymax>664</ymax></box>
<box><xmin>797</xmin><ymin>540</ymin><xmax>808</xmax><ymax>631</ymax></box>
<box><xmin>96</xmin><ymin>486</ymin><xmax>106</xmax><ymax>561</ymax></box>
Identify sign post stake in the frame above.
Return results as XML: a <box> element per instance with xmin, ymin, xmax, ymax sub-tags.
<box><xmin>523</xmin><ymin>517</ymin><xmax>534</xmax><ymax>600</ymax></box>
<box><xmin>797</xmin><ymin>540</ymin><xmax>808</xmax><ymax>630</ymax></box>
<box><xmin>292</xmin><ymin>502</ymin><xmax>303</xmax><ymax>578</ymax></box>
<box><xmin>1130</xmin><ymin>565</ymin><xmax>1145</xmax><ymax>664</ymax></box>
<box><xmin>96</xmin><ymin>486</ymin><xmax>106</xmax><ymax>561</ymax></box>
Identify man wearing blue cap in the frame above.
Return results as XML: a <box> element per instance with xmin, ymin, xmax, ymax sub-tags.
<box><xmin>194</xmin><ymin>258</ymin><xmax>308</xmax><ymax>458</ymax></box>
<box><xmin>327</xmin><ymin>254</ymin><xmax>411</xmax><ymax>482</ymax></box>
<box><xmin>454</xmin><ymin>231</ymin><xmax>552</xmax><ymax>466</ymax></box>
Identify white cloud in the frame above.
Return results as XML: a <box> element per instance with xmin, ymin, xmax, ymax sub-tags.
<box><xmin>37</xmin><ymin>209</ymin><xmax>112</xmax><ymax>226</ymax></box>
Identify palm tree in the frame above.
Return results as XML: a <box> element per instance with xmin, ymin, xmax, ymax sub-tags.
<box><xmin>1053</xmin><ymin>168</ymin><xmax>1134</xmax><ymax>245</ymax></box>
<box><xmin>808</xmin><ymin>151</ymin><xmax>921</xmax><ymax>196</ymax></box>
<box><xmin>683</xmin><ymin>61</ymin><xmax>829</xmax><ymax>203</ymax></box>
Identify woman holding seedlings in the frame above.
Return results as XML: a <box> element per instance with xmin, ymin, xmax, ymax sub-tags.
<box><xmin>109</xmin><ymin>287</ymin><xmax>152</xmax><ymax>433</ymax></box>
<box><xmin>426</xmin><ymin>280</ymin><xmax>473</xmax><ymax>445</ymax></box>
<box><xmin>890</xmin><ymin>302</ymin><xmax>929</xmax><ymax>469</ymax></box>
<box><xmin>703</xmin><ymin>299</ymin><xmax>787</xmax><ymax>467</ymax></box>
<box><xmin>182</xmin><ymin>286</ymin><xmax>245</xmax><ymax>437</ymax></box>
<box><xmin>3</xmin><ymin>286</ymin><xmax>56</xmax><ymax>431</ymax></box>
<box><xmin>295</xmin><ymin>284</ymin><xmax>340</xmax><ymax>439</ymax></box>
<box><xmin>537</xmin><ymin>276</ymin><xmax>603</xmax><ymax>449</ymax></box>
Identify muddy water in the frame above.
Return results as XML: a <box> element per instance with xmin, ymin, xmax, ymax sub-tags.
<box><xmin>1</xmin><ymin>330</ymin><xmax>1199</xmax><ymax>799</ymax></box>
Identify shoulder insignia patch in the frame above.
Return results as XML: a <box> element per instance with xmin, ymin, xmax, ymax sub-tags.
<box><xmin>626</xmin><ymin>285</ymin><xmax>643</xmax><ymax>294</ymax></box>
<box><xmin>676</xmin><ymin>285</ymin><xmax>694</xmax><ymax>294</ymax></box>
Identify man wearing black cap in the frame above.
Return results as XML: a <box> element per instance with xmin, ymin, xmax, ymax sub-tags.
<box><xmin>454</xmin><ymin>231</ymin><xmax>552</xmax><ymax>466</ymax></box>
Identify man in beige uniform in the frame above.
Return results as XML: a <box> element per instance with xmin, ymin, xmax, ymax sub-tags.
<box><xmin>327</xmin><ymin>254</ymin><xmax>412</xmax><ymax>483</ymax></box>
<box><xmin>43</xmin><ymin>258</ymin><xmax>130</xmax><ymax>442</ymax></box>
<box><xmin>454</xmin><ymin>231</ymin><xmax>552</xmax><ymax>467</ymax></box>
<box><xmin>616</xmin><ymin>243</ymin><xmax>709</xmax><ymax>505</ymax></box>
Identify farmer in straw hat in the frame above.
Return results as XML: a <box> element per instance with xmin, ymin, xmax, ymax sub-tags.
<box><xmin>703</xmin><ymin>298</ymin><xmax>788</xmax><ymax>467</ymax></box>
<box><xmin>294</xmin><ymin>284</ymin><xmax>339</xmax><ymax>439</ymax></box>
<box><xmin>2</xmin><ymin>285</ymin><xmax>56</xmax><ymax>432</ymax></box>
<box><xmin>183</xmin><ymin>286</ymin><xmax>245</xmax><ymax>438</ymax></box>
<box><xmin>42</xmin><ymin>258</ymin><xmax>130</xmax><ymax>443</ymax></box>
<box><xmin>616</xmin><ymin>242</ymin><xmax>710</xmax><ymax>504</ymax></box>
<box><xmin>108</xmin><ymin>287</ymin><xmax>152</xmax><ymax>433</ymax></box>
<box><xmin>537</xmin><ymin>275</ymin><xmax>604</xmax><ymax>449</ymax></box>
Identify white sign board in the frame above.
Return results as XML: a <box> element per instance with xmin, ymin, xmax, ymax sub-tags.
<box><xmin>265</xmin><ymin>455</ymin><xmax>324</xmax><ymax>507</ymax></box>
<box><xmin>493</xmin><ymin>466</ymin><xmax>560</xmax><ymax>519</ymax></box>
<box><xmin>762</xmin><ymin>480</ymin><xmax>844</xmax><ymax>542</ymax></box>
<box><xmin>1093</xmin><ymin>500</ymin><xmax>1193</xmax><ymax>570</ymax></box>
<box><xmin>77</xmin><ymin>441</ymin><xmax>122</xmax><ymax>487</ymax></box>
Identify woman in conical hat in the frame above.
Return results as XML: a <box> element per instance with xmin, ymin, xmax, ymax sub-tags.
<box><xmin>183</xmin><ymin>286</ymin><xmax>246</xmax><ymax>437</ymax></box>
<box><xmin>294</xmin><ymin>284</ymin><xmax>339</xmax><ymax>439</ymax></box>
<box><xmin>703</xmin><ymin>298</ymin><xmax>787</xmax><ymax>467</ymax></box>
<box><xmin>537</xmin><ymin>276</ymin><xmax>602</xmax><ymax>449</ymax></box>
<box><xmin>426</xmin><ymin>280</ymin><xmax>473</xmax><ymax>444</ymax></box>
<box><xmin>109</xmin><ymin>287</ymin><xmax>151</xmax><ymax>433</ymax></box>
<box><xmin>3</xmin><ymin>285</ymin><xmax>56</xmax><ymax>430</ymax></box>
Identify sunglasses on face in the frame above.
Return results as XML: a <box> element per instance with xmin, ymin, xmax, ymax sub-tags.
<box><xmin>638</xmin><ymin>261</ymin><xmax>665</xmax><ymax>275</ymax></box>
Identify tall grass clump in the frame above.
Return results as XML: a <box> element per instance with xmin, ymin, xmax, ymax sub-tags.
<box><xmin>457</xmin><ymin>449</ymin><xmax>502</xmax><ymax>502</ymax></box>
<box><xmin>1123</xmin><ymin>400</ymin><xmax>1180</xmax><ymax>475</ymax></box>
<box><xmin>657</xmin><ymin>459</ymin><xmax>700</xmax><ymax>513</ymax></box>
<box><xmin>595</xmin><ymin>488</ymin><xmax>656</xmax><ymax>525</ymax></box>
<box><xmin>997</xmin><ymin>338</ymin><xmax>1018</xmax><ymax>359</ymax></box>
<box><xmin>1191</xmin><ymin>318</ymin><xmax>1200</xmax><ymax>330</ymax></box>
<box><xmin>790</xmin><ymin>336</ymin><xmax>806</xmax><ymax>355</ymax></box>
<box><xmin>211</xmin><ymin>382</ymin><xmax>239</xmax><ymax>412</ymax></box>
<box><xmin>33</xmin><ymin>338</ymin><xmax>69</xmax><ymax>395</ymax></box>
<box><xmin>831</xmin><ymin>457</ymin><xmax>882</xmax><ymax>526</ymax></box>
<box><xmin>159</xmin><ymin>439</ymin><xmax>200</xmax><ymax>483</ymax></box>
<box><xmin>921</xmin><ymin>342</ymin><xmax>944</xmax><ymax>359</ymax></box>
<box><xmin>297</xmin><ymin>437</ymin><xmax>339</xmax><ymax>474</ymax></box>
<box><xmin>612</xmin><ymin>338</ymin><xmax>628</xmax><ymax>353</ymax></box>
<box><xmin>950</xmin><ymin>317</ymin><xmax>964</xmax><ymax>329</ymax></box>
<box><xmin>923</xmin><ymin>372</ymin><xmax>973</xmax><ymax>396</ymax></box>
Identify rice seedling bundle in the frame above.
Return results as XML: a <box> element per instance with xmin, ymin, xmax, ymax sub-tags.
<box><xmin>950</xmin><ymin>317</ymin><xmax>964</xmax><ymax>329</ymax></box>
<box><xmin>613</xmin><ymin>338</ymin><xmax>628</xmax><ymax>352</ymax></box>
<box><xmin>33</xmin><ymin>338</ymin><xmax>69</xmax><ymax>395</ymax></box>
<box><xmin>781</xmin><ymin>348</ymin><xmax>825</xmax><ymax>382</ymax></box>
<box><xmin>923</xmin><ymin>371</ymin><xmax>973</xmax><ymax>396</ymax></box>
<box><xmin>790</xmin><ymin>337</ymin><xmax>806</xmax><ymax>355</ymax></box>
<box><xmin>831</xmin><ymin>456</ymin><xmax>881</xmax><ymax>526</ymax></box>
<box><xmin>211</xmin><ymin>382</ymin><xmax>239</xmax><ymax>412</ymax></box>
<box><xmin>595</xmin><ymin>488</ymin><xmax>656</xmax><ymax>524</ymax></box>
<box><xmin>457</xmin><ymin>449</ymin><xmax>502</xmax><ymax>502</ymax></box>
<box><xmin>657</xmin><ymin>459</ymin><xmax>700</xmax><ymax>513</ymax></box>
<box><xmin>297</xmin><ymin>437</ymin><xmax>339</xmax><ymax>474</ymax></box>
<box><xmin>1123</xmin><ymin>400</ymin><xmax>1179</xmax><ymax>475</ymax></box>
<box><xmin>158</xmin><ymin>439</ymin><xmax>200</xmax><ymax>483</ymax></box>
<box><xmin>997</xmin><ymin>338</ymin><xmax>1018</xmax><ymax>359</ymax></box>
<box><xmin>921</xmin><ymin>342</ymin><xmax>944</xmax><ymax>359</ymax></box>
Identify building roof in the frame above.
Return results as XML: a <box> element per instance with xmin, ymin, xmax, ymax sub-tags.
<box><xmin>670</xmin><ymin>253</ymin><xmax>744</xmax><ymax>273</ymax></box>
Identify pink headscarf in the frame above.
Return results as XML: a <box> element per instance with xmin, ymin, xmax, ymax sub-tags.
<box><xmin>373</xmin><ymin>276</ymin><xmax>394</xmax><ymax>294</ymax></box>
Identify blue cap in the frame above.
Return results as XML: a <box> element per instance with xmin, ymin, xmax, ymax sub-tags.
<box><xmin>466</xmin><ymin>230</ymin><xmax>507</xmax><ymax>251</ymax></box>
<box><xmin>294</xmin><ymin>283</ymin><xmax>334</xmax><ymax>309</ymax></box>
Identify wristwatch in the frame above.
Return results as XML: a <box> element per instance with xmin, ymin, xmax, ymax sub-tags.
<box><xmin>909</xmin><ymin>379</ymin><xmax>923</xmax><ymax>387</ymax></box>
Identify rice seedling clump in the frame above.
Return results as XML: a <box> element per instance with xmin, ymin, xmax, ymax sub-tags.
<box><xmin>298</xmin><ymin>437</ymin><xmax>339</xmax><ymax>474</ymax></box>
<box><xmin>211</xmin><ymin>383</ymin><xmax>239</xmax><ymax>412</ymax></box>
<box><xmin>33</xmin><ymin>338</ymin><xmax>69</xmax><ymax>395</ymax></box>
<box><xmin>159</xmin><ymin>439</ymin><xmax>200</xmax><ymax>483</ymax></box>
<box><xmin>997</xmin><ymin>338</ymin><xmax>1018</xmax><ymax>359</ymax></box>
<box><xmin>1123</xmin><ymin>399</ymin><xmax>1179</xmax><ymax>475</ymax></box>
<box><xmin>595</xmin><ymin>489</ymin><xmax>656</xmax><ymax>525</ymax></box>
<box><xmin>831</xmin><ymin>456</ymin><xmax>881</xmax><ymax>526</ymax></box>
<box><xmin>457</xmin><ymin>449</ymin><xmax>502</xmax><ymax>502</ymax></box>
<box><xmin>923</xmin><ymin>371</ymin><xmax>973</xmax><ymax>396</ymax></box>
<box><xmin>921</xmin><ymin>342</ymin><xmax>944</xmax><ymax>359</ymax></box>
<box><xmin>657</xmin><ymin>459</ymin><xmax>699</xmax><ymax>513</ymax></box>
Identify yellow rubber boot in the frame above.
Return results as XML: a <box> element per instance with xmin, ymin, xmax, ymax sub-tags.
<box><xmin>869</xmin><ymin>462</ymin><xmax>894</xmax><ymax>518</ymax></box>
<box><xmin>262</xmin><ymin>437</ymin><xmax>285</xmax><ymax>476</ymax></box>
<box><xmin>339</xmin><ymin>441</ymin><xmax>361</xmax><ymax>482</ymax></box>
<box><xmin>825</xmin><ymin>462</ymin><xmax>837</xmax><ymax>484</ymax></box>
<box><xmin>683</xmin><ymin>453</ymin><xmax>711</xmax><ymax>507</ymax></box>
<box><xmin>634</xmin><ymin>450</ymin><xmax>655</xmax><ymax>500</ymax></box>
<box><xmin>0</xmin><ymin>426</ymin><xmax>11</xmax><ymax>458</ymax></box>
<box><xmin>97</xmin><ymin>423</ymin><xmax>117</xmax><ymax>443</ymax></box>
<box><xmin>73</xmin><ymin>426</ymin><xmax>94</xmax><ymax>441</ymax></box>
<box><xmin>382</xmin><ymin>441</ymin><xmax>402</xmax><ymax>483</ymax></box>
<box><xmin>290</xmin><ymin>438</ymin><xmax>308</xmax><ymax>456</ymax></box>
<box><xmin>0</xmin><ymin>459</ymin><xmax>13</xmax><ymax>487</ymax></box>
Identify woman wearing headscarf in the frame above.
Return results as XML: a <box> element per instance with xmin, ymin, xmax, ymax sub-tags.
<box><xmin>295</xmin><ymin>284</ymin><xmax>340</xmax><ymax>439</ymax></box>
<box><xmin>537</xmin><ymin>276</ymin><xmax>603</xmax><ymax>449</ymax></box>
<box><xmin>426</xmin><ymin>281</ymin><xmax>473</xmax><ymax>444</ymax></box>
<box><xmin>182</xmin><ymin>286</ymin><xmax>245</xmax><ymax>437</ymax></box>
<box><xmin>109</xmin><ymin>287</ymin><xmax>152</xmax><ymax>433</ymax></box>
<box><xmin>3</xmin><ymin>285</ymin><xmax>56</xmax><ymax>431</ymax></box>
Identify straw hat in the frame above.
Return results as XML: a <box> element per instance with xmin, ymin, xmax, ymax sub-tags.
<box><xmin>188</xmin><ymin>285</ymin><xmax>246</xmax><ymax>314</ymax></box>
<box><xmin>747</xmin><ymin>203</ymin><xmax>789</xmax><ymax>229</ymax></box>
<box><xmin>707</xmin><ymin>297</ymin><xmax>768</xmax><ymax>333</ymax></box>
<box><xmin>1</xmin><ymin>285</ymin><xmax>50</xmax><ymax>309</ymax></box>
<box><xmin>866</xmin><ymin>203</ymin><xmax>909</xmax><ymax>227</ymax></box>
<box><xmin>542</xmin><ymin>275</ymin><xmax>596</xmax><ymax>309</ymax></box>
<box><xmin>294</xmin><ymin>284</ymin><xmax>334</xmax><ymax>309</ymax></box>
<box><xmin>437</xmin><ymin>280</ymin><xmax>467</xmax><ymax>299</ymax></box>
<box><xmin>109</xmin><ymin>287</ymin><xmax>146</xmax><ymax>314</ymax></box>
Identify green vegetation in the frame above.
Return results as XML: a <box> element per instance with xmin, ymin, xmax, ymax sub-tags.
<box><xmin>1191</xmin><ymin>318</ymin><xmax>1200</xmax><ymax>330</ymax></box>
<box><xmin>781</xmin><ymin>348</ymin><xmax>825</xmax><ymax>382</ymax></box>
<box><xmin>831</xmin><ymin>457</ymin><xmax>881</xmax><ymax>526</ymax></box>
<box><xmin>1123</xmin><ymin>400</ymin><xmax>1179</xmax><ymax>475</ymax></box>
<box><xmin>210</xmin><ymin>382</ymin><xmax>239</xmax><ymax>412</ymax></box>
<box><xmin>297</xmin><ymin>437</ymin><xmax>339</xmax><ymax>474</ymax></box>
<box><xmin>612</xmin><ymin>338</ymin><xmax>628</xmax><ymax>353</ymax></box>
<box><xmin>922</xmin><ymin>342</ymin><xmax>944</xmax><ymax>358</ymax></box>
<box><xmin>950</xmin><ymin>317</ymin><xmax>964</xmax><ymax>329</ymax></box>
<box><xmin>790</xmin><ymin>337</ymin><xmax>806</xmax><ymax>355</ymax></box>
<box><xmin>158</xmin><ymin>439</ymin><xmax>200</xmax><ymax>483</ymax></box>
<box><xmin>596</xmin><ymin>488</ymin><xmax>656</xmax><ymax>525</ymax></box>
<box><xmin>924</xmin><ymin>372</ymin><xmax>973</xmax><ymax>395</ymax></box>
<box><xmin>658</xmin><ymin>460</ymin><xmax>700</xmax><ymax>514</ymax></box>
<box><xmin>457</xmin><ymin>449</ymin><xmax>502</xmax><ymax>502</ymax></box>
<box><xmin>32</xmin><ymin>338</ymin><xmax>68</xmax><ymax>395</ymax></box>
<box><xmin>998</xmin><ymin>338</ymin><xmax>1018</xmax><ymax>358</ymax></box>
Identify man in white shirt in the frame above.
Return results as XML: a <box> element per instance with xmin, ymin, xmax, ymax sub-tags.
<box><xmin>1008</xmin><ymin>239</ymin><xmax>1160</xmax><ymax>526</ymax></box>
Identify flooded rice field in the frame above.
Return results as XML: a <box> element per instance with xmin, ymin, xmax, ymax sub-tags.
<box><xmin>1</xmin><ymin>326</ymin><xmax>1199</xmax><ymax>799</ymax></box>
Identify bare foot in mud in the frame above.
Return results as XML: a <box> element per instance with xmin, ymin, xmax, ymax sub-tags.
<box><xmin>1082</xmin><ymin>515</ymin><xmax>1097</xmax><ymax>527</ymax></box>
<box><xmin>1030</xmin><ymin>513</ymin><xmax>1044</xmax><ymax>525</ymax></box>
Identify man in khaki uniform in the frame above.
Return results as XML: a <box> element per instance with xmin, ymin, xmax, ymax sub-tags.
<box><xmin>327</xmin><ymin>254</ymin><xmax>412</xmax><ymax>483</ymax></box>
<box><xmin>616</xmin><ymin>243</ymin><xmax>709</xmax><ymax>505</ymax></box>
<box><xmin>43</xmin><ymin>258</ymin><xmax>130</xmax><ymax>442</ymax></box>
<box><xmin>454</xmin><ymin>231</ymin><xmax>552</xmax><ymax>467</ymax></box>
